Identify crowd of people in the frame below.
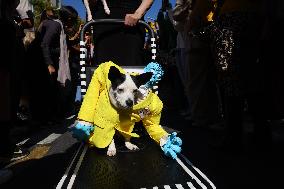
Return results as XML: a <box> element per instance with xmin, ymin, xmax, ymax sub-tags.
<box><xmin>0</xmin><ymin>0</ymin><xmax>284</xmax><ymax>184</ymax></box>
<box><xmin>0</xmin><ymin>0</ymin><xmax>84</xmax><ymax>179</ymax></box>
<box><xmin>158</xmin><ymin>0</ymin><xmax>284</xmax><ymax>151</ymax></box>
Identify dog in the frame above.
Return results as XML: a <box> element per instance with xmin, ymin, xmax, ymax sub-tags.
<box><xmin>106</xmin><ymin>66</ymin><xmax>152</xmax><ymax>156</ymax></box>
<box><xmin>76</xmin><ymin>62</ymin><xmax>169</xmax><ymax>157</ymax></box>
<box><xmin>83</xmin><ymin>0</ymin><xmax>110</xmax><ymax>21</ymax></box>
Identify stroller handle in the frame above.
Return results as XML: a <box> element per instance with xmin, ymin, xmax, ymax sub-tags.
<box><xmin>79</xmin><ymin>19</ymin><xmax>158</xmax><ymax>97</ymax></box>
<box><xmin>80</xmin><ymin>19</ymin><xmax>156</xmax><ymax>44</ymax></box>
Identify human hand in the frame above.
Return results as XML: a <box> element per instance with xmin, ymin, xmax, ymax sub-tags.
<box><xmin>124</xmin><ymin>12</ymin><xmax>142</xmax><ymax>26</ymax></box>
<box><xmin>48</xmin><ymin>65</ymin><xmax>56</xmax><ymax>75</ymax></box>
<box><xmin>87</xmin><ymin>15</ymin><xmax>93</xmax><ymax>22</ymax></box>
<box><xmin>70</xmin><ymin>121</ymin><xmax>95</xmax><ymax>141</ymax></box>
<box><xmin>161</xmin><ymin>132</ymin><xmax>182</xmax><ymax>159</ymax></box>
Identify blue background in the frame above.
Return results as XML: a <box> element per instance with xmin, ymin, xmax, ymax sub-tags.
<box><xmin>62</xmin><ymin>0</ymin><xmax>176</xmax><ymax>21</ymax></box>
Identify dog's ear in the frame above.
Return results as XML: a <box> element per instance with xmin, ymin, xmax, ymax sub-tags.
<box><xmin>132</xmin><ymin>72</ymin><xmax>153</xmax><ymax>88</ymax></box>
<box><xmin>108</xmin><ymin>66</ymin><xmax>126</xmax><ymax>89</ymax></box>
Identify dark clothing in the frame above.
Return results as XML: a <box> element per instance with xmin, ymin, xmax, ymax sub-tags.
<box><xmin>187</xmin><ymin>35</ymin><xmax>220</xmax><ymax>126</ymax></box>
<box><xmin>27</xmin><ymin>19</ymin><xmax>63</xmax><ymax>122</ymax></box>
<box><xmin>0</xmin><ymin>17</ymin><xmax>19</xmax><ymax>156</ymax></box>
<box><xmin>92</xmin><ymin>0</ymin><xmax>146</xmax><ymax>66</ymax></box>
<box><xmin>157</xmin><ymin>11</ymin><xmax>177</xmax><ymax>52</ymax></box>
<box><xmin>204</xmin><ymin>10</ymin><xmax>271</xmax><ymax>146</ymax></box>
<box><xmin>38</xmin><ymin>19</ymin><xmax>61</xmax><ymax>67</ymax></box>
<box><xmin>95</xmin><ymin>0</ymin><xmax>141</xmax><ymax>11</ymax></box>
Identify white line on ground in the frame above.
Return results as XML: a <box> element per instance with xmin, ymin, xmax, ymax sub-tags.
<box><xmin>179</xmin><ymin>154</ymin><xmax>216</xmax><ymax>189</ymax></box>
<box><xmin>191</xmin><ymin>165</ymin><xmax>216</xmax><ymax>189</ymax></box>
<box><xmin>66</xmin><ymin>144</ymin><xmax>88</xmax><ymax>189</ymax></box>
<box><xmin>187</xmin><ymin>182</ymin><xmax>196</xmax><ymax>189</ymax></box>
<box><xmin>164</xmin><ymin>185</ymin><xmax>171</xmax><ymax>189</ymax></box>
<box><xmin>176</xmin><ymin>157</ymin><xmax>207</xmax><ymax>189</ymax></box>
<box><xmin>37</xmin><ymin>133</ymin><xmax>61</xmax><ymax>145</ymax></box>
<box><xmin>65</xmin><ymin>114</ymin><xmax>76</xmax><ymax>120</ymax></box>
<box><xmin>175</xmin><ymin>184</ymin><xmax>184</xmax><ymax>189</ymax></box>
<box><xmin>16</xmin><ymin>138</ymin><xmax>30</xmax><ymax>146</ymax></box>
<box><xmin>56</xmin><ymin>143</ymin><xmax>84</xmax><ymax>189</ymax></box>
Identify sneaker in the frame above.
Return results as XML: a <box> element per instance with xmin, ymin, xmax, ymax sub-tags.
<box><xmin>0</xmin><ymin>169</ymin><xmax>13</xmax><ymax>184</ymax></box>
<box><xmin>10</xmin><ymin>146</ymin><xmax>30</xmax><ymax>162</ymax></box>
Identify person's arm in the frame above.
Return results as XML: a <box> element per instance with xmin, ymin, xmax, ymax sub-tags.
<box><xmin>188</xmin><ymin>0</ymin><xmax>214</xmax><ymax>31</ymax></box>
<box><xmin>167</xmin><ymin>8</ymin><xmax>186</xmax><ymax>32</ymax></box>
<box><xmin>124</xmin><ymin>0</ymin><xmax>154</xmax><ymax>26</ymax></box>
<box><xmin>83</xmin><ymin>0</ymin><xmax>93</xmax><ymax>21</ymax></box>
<box><xmin>40</xmin><ymin>21</ymin><xmax>60</xmax><ymax>74</ymax></box>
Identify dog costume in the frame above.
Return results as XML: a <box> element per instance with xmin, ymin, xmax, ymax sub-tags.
<box><xmin>77</xmin><ymin>61</ymin><xmax>167</xmax><ymax>147</ymax></box>
<box><xmin>73</xmin><ymin>61</ymin><xmax>182</xmax><ymax>158</ymax></box>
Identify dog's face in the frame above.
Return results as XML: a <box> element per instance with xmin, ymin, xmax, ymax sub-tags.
<box><xmin>108</xmin><ymin>66</ymin><xmax>152</xmax><ymax>110</ymax></box>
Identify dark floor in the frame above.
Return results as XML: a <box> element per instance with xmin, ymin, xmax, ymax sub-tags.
<box><xmin>161</xmin><ymin>108</ymin><xmax>284</xmax><ymax>189</ymax></box>
<box><xmin>2</xmin><ymin>107</ymin><xmax>284</xmax><ymax>189</ymax></box>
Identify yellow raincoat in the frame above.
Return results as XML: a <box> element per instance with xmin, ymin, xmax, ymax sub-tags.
<box><xmin>78</xmin><ymin>61</ymin><xmax>168</xmax><ymax>148</ymax></box>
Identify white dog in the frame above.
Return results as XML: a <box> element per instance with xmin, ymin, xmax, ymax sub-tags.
<box><xmin>83</xmin><ymin>0</ymin><xmax>110</xmax><ymax>21</ymax></box>
<box><xmin>75</xmin><ymin>62</ymin><xmax>170</xmax><ymax>157</ymax></box>
<box><xmin>106</xmin><ymin>66</ymin><xmax>153</xmax><ymax>156</ymax></box>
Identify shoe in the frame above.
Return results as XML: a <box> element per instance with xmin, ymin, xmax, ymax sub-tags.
<box><xmin>0</xmin><ymin>169</ymin><xmax>13</xmax><ymax>184</ymax></box>
<box><xmin>210</xmin><ymin>136</ymin><xmax>242</xmax><ymax>153</ymax></box>
<box><xmin>10</xmin><ymin>146</ymin><xmax>30</xmax><ymax>162</ymax></box>
<box><xmin>179</xmin><ymin>109</ymin><xmax>191</xmax><ymax>116</ymax></box>
<box><xmin>17</xmin><ymin>105</ymin><xmax>31</xmax><ymax>121</ymax></box>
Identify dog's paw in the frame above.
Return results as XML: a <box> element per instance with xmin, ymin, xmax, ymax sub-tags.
<box><xmin>107</xmin><ymin>147</ymin><xmax>116</xmax><ymax>156</ymax></box>
<box><xmin>125</xmin><ymin>142</ymin><xmax>139</xmax><ymax>151</ymax></box>
<box><xmin>107</xmin><ymin>141</ymin><xmax>116</xmax><ymax>156</ymax></box>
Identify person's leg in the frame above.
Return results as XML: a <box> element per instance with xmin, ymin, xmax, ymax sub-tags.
<box><xmin>0</xmin><ymin>70</ymin><xmax>29</xmax><ymax>166</ymax></box>
<box><xmin>247</xmin><ymin>94</ymin><xmax>272</xmax><ymax>149</ymax></box>
<box><xmin>223</xmin><ymin>95</ymin><xmax>244</xmax><ymax>147</ymax></box>
<box><xmin>0</xmin><ymin>70</ymin><xmax>14</xmax><ymax>163</ymax></box>
<box><xmin>175</xmin><ymin>48</ymin><xmax>191</xmax><ymax>116</ymax></box>
<box><xmin>187</xmin><ymin>36</ymin><xmax>220</xmax><ymax>127</ymax></box>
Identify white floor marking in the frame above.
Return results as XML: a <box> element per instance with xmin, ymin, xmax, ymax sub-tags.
<box><xmin>187</xmin><ymin>182</ymin><xmax>196</xmax><ymax>189</ymax></box>
<box><xmin>164</xmin><ymin>185</ymin><xmax>171</xmax><ymax>189</ymax></box>
<box><xmin>56</xmin><ymin>143</ymin><xmax>83</xmax><ymax>189</ymax></box>
<box><xmin>191</xmin><ymin>165</ymin><xmax>216</xmax><ymax>189</ymax></box>
<box><xmin>66</xmin><ymin>144</ymin><xmax>88</xmax><ymax>189</ymax></box>
<box><xmin>66</xmin><ymin>114</ymin><xmax>76</xmax><ymax>120</ymax></box>
<box><xmin>153</xmin><ymin>187</ymin><xmax>159</xmax><ymax>189</ymax></box>
<box><xmin>37</xmin><ymin>133</ymin><xmax>61</xmax><ymax>145</ymax></box>
<box><xmin>16</xmin><ymin>138</ymin><xmax>29</xmax><ymax>146</ymax></box>
<box><xmin>176</xmin><ymin>157</ymin><xmax>207</xmax><ymax>189</ymax></box>
<box><xmin>179</xmin><ymin>154</ymin><xmax>216</xmax><ymax>189</ymax></box>
<box><xmin>175</xmin><ymin>184</ymin><xmax>184</xmax><ymax>189</ymax></box>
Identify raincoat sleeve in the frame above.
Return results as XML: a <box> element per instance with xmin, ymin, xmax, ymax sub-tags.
<box><xmin>142</xmin><ymin>97</ymin><xmax>168</xmax><ymax>143</ymax></box>
<box><xmin>77</xmin><ymin>66</ymin><xmax>102</xmax><ymax>123</ymax></box>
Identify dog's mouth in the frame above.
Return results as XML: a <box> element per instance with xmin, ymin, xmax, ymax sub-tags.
<box><xmin>110</xmin><ymin>99</ymin><xmax>133</xmax><ymax>110</ymax></box>
<box><xmin>116</xmin><ymin>103</ymin><xmax>133</xmax><ymax>110</ymax></box>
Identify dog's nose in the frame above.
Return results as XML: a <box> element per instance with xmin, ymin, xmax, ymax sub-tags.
<box><xmin>126</xmin><ymin>99</ymin><xmax>133</xmax><ymax>107</ymax></box>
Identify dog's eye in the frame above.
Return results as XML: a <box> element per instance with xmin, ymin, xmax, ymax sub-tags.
<box><xmin>117</xmin><ymin>88</ymin><xmax>124</xmax><ymax>93</ymax></box>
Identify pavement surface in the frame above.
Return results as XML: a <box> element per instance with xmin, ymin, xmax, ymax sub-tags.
<box><xmin>1</xmin><ymin>109</ymin><xmax>284</xmax><ymax>189</ymax></box>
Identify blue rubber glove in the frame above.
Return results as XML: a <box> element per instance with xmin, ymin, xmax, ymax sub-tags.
<box><xmin>71</xmin><ymin>122</ymin><xmax>95</xmax><ymax>141</ymax></box>
<box><xmin>161</xmin><ymin>132</ymin><xmax>182</xmax><ymax>159</ymax></box>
